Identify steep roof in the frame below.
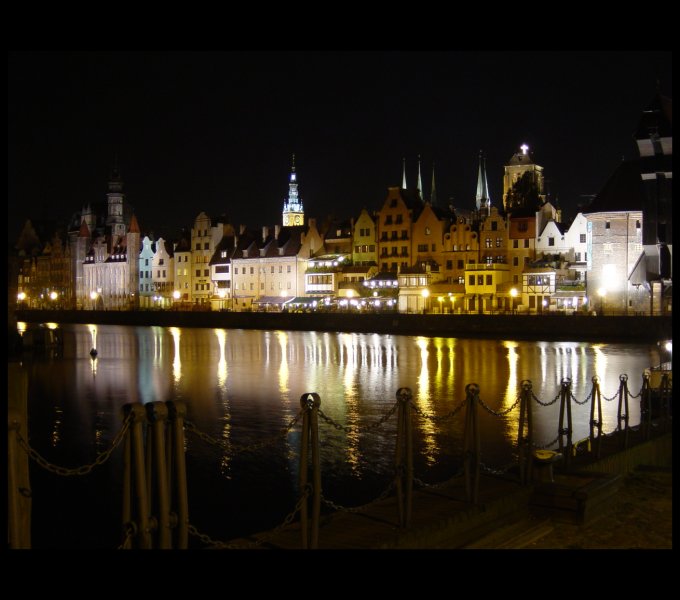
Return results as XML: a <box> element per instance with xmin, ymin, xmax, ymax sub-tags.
<box><xmin>635</xmin><ymin>93</ymin><xmax>673</xmax><ymax>139</ymax></box>
<box><xmin>583</xmin><ymin>160</ymin><xmax>644</xmax><ymax>214</ymax></box>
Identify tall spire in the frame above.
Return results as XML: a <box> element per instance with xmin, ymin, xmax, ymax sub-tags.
<box><xmin>282</xmin><ymin>153</ymin><xmax>304</xmax><ymax>226</ymax></box>
<box><xmin>430</xmin><ymin>161</ymin><xmax>437</xmax><ymax>206</ymax></box>
<box><xmin>475</xmin><ymin>151</ymin><xmax>491</xmax><ymax>214</ymax></box>
<box><xmin>417</xmin><ymin>155</ymin><xmax>423</xmax><ymax>199</ymax></box>
<box><xmin>401</xmin><ymin>157</ymin><xmax>407</xmax><ymax>189</ymax></box>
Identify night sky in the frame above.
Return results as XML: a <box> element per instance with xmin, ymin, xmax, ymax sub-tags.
<box><xmin>8</xmin><ymin>51</ymin><xmax>672</xmax><ymax>243</ymax></box>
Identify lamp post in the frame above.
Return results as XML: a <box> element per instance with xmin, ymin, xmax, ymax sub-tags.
<box><xmin>421</xmin><ymin>288</ymin><xmax>429</xmax><ymax>314</ymax></box>
<box><xmin>510</xmin><ymin>288</ymin><xmax>518</xmax><ymax>314</ymax></box>
<box><xmin>90</xmin><ymin>290</ymin><xmax>99</xmax><ymax>310</ymax></box>
<box><xmin>437</xmin><ymin>296</ymin><xmax>443</xmax><ymax>314</ymax></box>
<box><xmin>597</xmin><ymin>287</ymin><xmax>606</xmax><ymax>316</ymax></box>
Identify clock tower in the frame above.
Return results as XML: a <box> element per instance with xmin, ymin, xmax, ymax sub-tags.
<box><xmin>282</xmin><ymin>154</ymin><xmax>304</xmax><ymax>227</ymax></box>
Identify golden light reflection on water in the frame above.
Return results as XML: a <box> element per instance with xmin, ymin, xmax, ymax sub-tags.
<box><xmin>215</xmin><ymin>328</ymin><xmax>232</xmax><ymax>477</ymax></box>
<box><xmin>35</xmin><ymin>325</ymin><xmax>653</xmax><ymax>490</ymax></box>
<box><xmin>170</xmin><ymin>327</ymin><xmax>182</xmax><ymax>384</ymax></box>
<box><xmin>415</xmin><ymin>338</ymin><xmax>438</xmax><ymax>464</ymax></box>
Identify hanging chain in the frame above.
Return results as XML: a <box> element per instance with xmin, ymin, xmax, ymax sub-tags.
<box><xmin>479</xmin><ymin>461</ymin><xmax>517</xmax><ymax>476</ymax></box>
<box><xmin>188</xmin><ymin>486</ymin><xmax>310</xmax><ymax>549</ymax></box>
<box><xmin>321</xmin><ymin>480</ymin><xmax>396</xmax><ymax>514</ymax></box>
<box><xmin>186</xmin><ymin>409</ymin><xmax>303</xmax><ymax>455</ymax></box>
<box><xmin>408</xmin><ymin>397</ymin><xmax>468</xmax><ymax>422</ymax></box>
<box><xmin>413</xmin><ymin>466</ymin><xmax>465</xmax><ymax>490</ymax></box>
<box><xmin>317</xmin><ymin>400</ymin><xmax>399</xmax><ymax>433</ymax></box>
<box><xmin>570</xmin><ymin>389</ymin><xmax>592</xmax><ymax>405</ymax></box>
<box><xmin>532</xmin><ymin>391</ymin><xmax>561</xmax><ymax>407</ymax></box>
<box><xmin>17</xmin><ymin>414</ymin><xmax>132</xmax><ymax>477</ymax></box>
<box><xmin>532</xmin><ymin>435</ymin><xmax>560</xmax><ymax>450</ymax></box>
<box><xmin>477</xmin><ymin>394</ymin><xmax>521</xmax><ymax>417</ymax></box>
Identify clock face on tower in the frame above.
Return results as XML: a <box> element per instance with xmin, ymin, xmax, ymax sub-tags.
<box><xmin>294</xmin><ymin>215</ymin><xmax>302</xmax><ymax>225</ymax></box>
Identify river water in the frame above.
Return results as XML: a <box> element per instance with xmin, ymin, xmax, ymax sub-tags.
<box><xmin>17</xmin><ymin>323</ymin><xmax>659</xmax><ymax>548</ymax></box>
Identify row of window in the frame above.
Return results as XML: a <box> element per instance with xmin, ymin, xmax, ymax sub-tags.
<box><xmin>384</xmin><ymin>215</ymin><xmax>404</xmax><ymax>225</ymax></box>
<box><xmin>195</xmin><ymin>269</ymin><xmax>210</xmax><ymax>277</ymax></box>
<box><xmin>381</xmin><ymin>248</ymin><xmax>409</xmax><ymax>257</ymax></box>
<box><xmin>140</xmin><ymin>270</ymin><xmax>168</xmax><ymax>279</ymax></box>
<box><xmin>195</xmin><ymin>242</ymin><xmax>211</xmax><ymax>250</ymax></box>
<box><xmin>307</xmin><ymin>275</ymin><xmax>333</xmax><ymax>285</ymax></box>
<box><xmin>357</xmin><ymin>228</ymin><xmax>372</xmax><ymax>237</ymax></box>
<box><xmin>416</xmin><ymin>244</ymin><xmax>437</xmax><ymax>252</ymax></box>
<box><xmin>380</xmin><ymin>231</ymin><xmax>409</xmax><ymax>241</ymax></box>
<box><xmin>354</xmin><ymin>244</ymin><xmax>376</xmax><ymax>253</ymax></box>
<box><xmin>468</xmin><ymin>275</ymin><xmax>494</xmax><ymax>286</ymax></box>
<box><xmin>484</xmin><ymin>238</ymin><xmax>504</xmax><ymax>248</ymax></box>
<box><xmin>233</xmin><ymin>265</ymin><xmax>292</xmax><ymax>275</ymax></box>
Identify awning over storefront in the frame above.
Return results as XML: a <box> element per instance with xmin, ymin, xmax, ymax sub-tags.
<box><xmin>288</xmin><ymin>296</ymin><xmax>319</xmax><ymax>306</ymax></box>
<box><xmin>252</xmin><ymin>295</ymin><xmax>294</xmax><ymax>305</ymax></box>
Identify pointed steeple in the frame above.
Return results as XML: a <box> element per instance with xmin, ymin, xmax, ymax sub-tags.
<box><xmin>430</xmin><ymin>161</ymin><xmax>437</xmax><ymax>206</ymax></box>
<box><xmin>401</xmin><ymin>157</ymin><xmax>407</xmax><ymax>189</ymax></box>
<box><xmin>282</xmin><ymin>153</ymin><xmax>304</xmax><ymax>226</ymax></box>
<box><xmin>128</xmin><ymin>213</ymin><xmax>140</xmax><ymax>234</ymax></box>
<box><xmin>417</xmin><ymin>155</ymin><xmax>423</xmax><ymax>199</ymax></box>
<box><xmin>475</xmin><ymin>151</ymin><xmax>491</xmax><ymax>214</ymax></box>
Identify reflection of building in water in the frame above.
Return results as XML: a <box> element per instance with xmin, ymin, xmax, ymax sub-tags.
<box><xmin>415</xmin><ymin>338</ymin><xmax>438</xmax><ymax>464</ymax></box>
<box><xmin>214</xmin><ymin>328</ymin><xmax>232</xmax><ymax>477</ymax></box>
<box><xmin>276</xmin><ymin>331</ymin><xmax>289</xmax><ymax>398</ymax></box>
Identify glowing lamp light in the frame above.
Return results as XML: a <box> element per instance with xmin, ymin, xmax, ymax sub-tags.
<box><xmin>597</xmin><ymin>288</ymin><xmax>607</xmax><ymax>298</ymax></box>
<box><xmin>665</xmin><ymin>341</ymin><xmax>672</xmax><ymax>353</ymax></box>
<box><xmin>421</xmin><ymin>289</ymin><xmax>430</xmax><ymax>299</ymax></box>
<box><xmin>50</xmin><ymin>291</ymin><xmax>58</xmax><ymax>300</ymax></box>
<box><xmin>510</xmin><ymin>288</ymin><xmax>518</xmax><ymax>298</ymax></box>
<box><xmin>173</xmin><ymin>290</ymin><xmax>181</xmax><ymax>300</ymax></box>
<box><xmin>218</xmin><ymin>289</ymin><xmax>226</xmax><ymax>299</ymax></box>
<box><xmin>90</xmin><ymin>291</ymin><xmax>99</xmax><ymax>300</ymax></box>
<box><xmin>346</xmin><ymin>289</ymin><xmax>354</xmax><ymax>298</ymax></box>
<box><xmin>17</xmin><ymin>292</ymin><xmax>26</xmax><ymax>301</ymax></box>
<box><xmin>373</xmin><ymin>291</ymin><xmax>378</xmax><ymax>297</ymax></box>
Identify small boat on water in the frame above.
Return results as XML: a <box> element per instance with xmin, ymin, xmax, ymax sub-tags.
<box><xmin>90</xmin><ymin>348</ymin><xmax>98</xmax><ymax>359</ymax></box>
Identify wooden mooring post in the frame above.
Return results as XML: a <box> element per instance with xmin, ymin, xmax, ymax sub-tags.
<box><xmin>394</xmin><ymin>387</ymin><xmax>413</xmax><ymax>528</ymax></box>
<box><xmin>463</xmin><ymin>383</ymin><xmax>481</xmax><ymax>503</ymax></box>
<box><xmin>8</xmin><ymin>364</ymin><xmax>31</xmax><ymax>549</ymax></box>
<box><xmin>298</xmin><ymin>393</ymin><xmax>321</xmax><ymax>549</ymax></box>
<box><xmin>517</xmin><ymin>380</ymin><xmax>533</xmax><ymax>485</ymax></box>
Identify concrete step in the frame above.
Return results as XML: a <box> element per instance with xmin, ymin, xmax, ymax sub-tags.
<box><xmin>462</xmin><ymin>517</ymin><xmax>554</xmax><ymax>549</ymax></box>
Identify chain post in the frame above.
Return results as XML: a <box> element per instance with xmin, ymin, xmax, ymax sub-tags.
<box><xmin>589</xmin><ymin>376</ymin><xmax>603</xmax><ymax>458</ymax></box>
<box><xmin>616</xmin><ymin>374</ymin><xmax>630</xmax><ymax>449</ymax></box>
<box><xmin>640</xmin><ymin>372</ymin><xmax>651</xmax><ymax>440</ymax></box>
<box><xmin>394</xmin><ymin>387</ymin><xmax>413</xmax><ymax>528</ymax></box>
<box><xmin>517</xmin><ymin>380</ymin><xmax>533</xmax><ymax>485</ymax></box>
<box><xmin>146</xmin><ymin>401</ymin><xmax>172</xmax><ymax>549</ymax></box>
<box><xmin>122</xmin><ymin>415</ymin><xmax>132</xmax><ymax>542</ymax></box>
<box><xmin>8</xmin><ymin>364</ymin><xmax>31</xmax><ymax>549</ymax></box>
<box><xmin>309</xmin><ymin>393</ymin><xmax>321</xmax><ymax>549</ymax></box>
<box><xmin>557</xmin><ymin>378</ymin><xmax>573</xmax><ymax>470</ymax></box>
<box><xmin>298</xmin><ymin>393</ymin><xmax>321</xmax><ymax>549</ymax></box>
<box><xmin>123</xmin><ymin>403</ymin><xmax>152</xmax><ymax>549</ymax></box>
<box><xmin>463</xmin><ymin>383</ymin><xmax>480</xmax><ymax>504</ymax></box>
<box><xmin>167</xmin><ymin>401</ymin><xmax>189</xmax><ymax>549</ymax></box>
<box><xmin>660</xmin><ymin>373</ymin><xmax>672</xmax><ymax>428</ymax></box>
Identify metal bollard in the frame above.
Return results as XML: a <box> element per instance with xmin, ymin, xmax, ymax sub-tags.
<box><xmin>463</xmin><ymin>383</ymin><xmax>480</xmax><ymax>504</ymax></box>
<box><xmin>640</xmin><ymin>373</ymin><xmax>651</xmax><ymax>440</ymax></box>
<box><xmin>557</xmin><ymin>379</ymin><xmax>573</xmax><ymax>470</ymax></box>
<box><xmin>123</xmin><ymin>403</ymin><xmax>152</xmax><ymax>549</ymax></box>
<box><xmin>589</xmin><ymin>376</ymin><xmax>603</xmax><ymax>458</ymax></box>
<box><xmin>394</xmin><ymin>388</ymin><xmax>413</xmax><ymax>528</ymax></box>
<box><xmin>298</xmin><ymin>393</ymin><xmax>321</xmax><ymax>549</ymax></box>
<box><xmin>146</xmin><ymin>402</ymin><xmax>171</xmax><ymax>549</ymax></box>
<box><xmin>166</xmin><ymin>401</ymin><xmax>189</xmax><ymax>549</ymax></box>
<box><xmin>517</xmin><ymin>380</ymin><xmax>533</xmax><ymax>485</ymax></box>
<box><xmin>616</xmin><ymin>375</ymin><xmax>630</xmax><ymax>449</ymax></box>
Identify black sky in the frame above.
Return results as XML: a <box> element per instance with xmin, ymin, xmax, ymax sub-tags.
<box><xmin>8</xmin><ymin>51</ymin><xmax>672</xmax><ymax>243</ymax></box>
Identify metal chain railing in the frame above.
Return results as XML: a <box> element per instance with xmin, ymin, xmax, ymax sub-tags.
<box><xmin>627</xmin><ymin>383</ymin><xmax>645</xmax><ymax>399</ymax></box>
<box><xmin>601</xmin><ymin>389</ymin><xmax>619</xmax><ymax>401</ymax></box>
<box><xmin>477</xmin><ymin>394</ymin><xmax>522</xmax><ymax>417</ymax></box>
<box><xmin>532</xmin><ymin>390</ymin><xmax>561</xmax><ymax>407</ymax></box>
<box><xmin>408</xmin><ymin>397</ymin><xmax>468</xmax><ymax>422</ymax></box>
<box><xmin>570</xmin><ymin>389</ymin><xmax>592</xmax><ymax>405</ymax></box>
<box><xmin>17</xmin><ymin>414</ymin><xmax>132</xmax><ymax>477</ymax></box>
<box><xmin>532</xmin><ymin>435</ymin><xmax>560</xmax><ymax>450</ymax></box>
<box><xmin>185</xmin><ymin>409</ymin><xmax>303</xmax><ymax>455</ymax></box>
<box><xmin>188</xmin><ymin>486</ymin><xmax>310</xmax><ymax>549</ymax></box>
<box><xmin>317</xmin><ymin>400</ymin><xmax>399</xmax><ymax>433</ymax></box>
<box><xmin>321</xmin><ymin>480</ymin><xmax>396</xmax><ymax>514</ymax></box>
<box><xmin>413</xmin><ymin>466</ymin><xmax>465</xmax><ymax>490</ymax></box>
<box><xmin>479</xmin><ymin>461</ymin><xmax>517</xmax><ymax>476</ymax></box>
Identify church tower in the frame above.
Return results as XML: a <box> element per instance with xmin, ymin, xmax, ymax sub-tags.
<box><xmin>106</xmin><ymin>161</ymin><xmax>126</xmax><ymax>239</ymax></box>
<box><xmin>282</xmin><ymin>154</ymin><xmax>305</xmax><ymax>227</ymax></box>
<box><xmin>503</xmin><ymin>144</ymin><xmax>545</xmax><ymax>212</ymax></box>
<box><xmin>475</xmin><ymin>151</ymin><xmax>491</xmax><ymax>215</ymax></box>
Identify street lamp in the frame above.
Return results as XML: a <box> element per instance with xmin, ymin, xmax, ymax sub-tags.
<box><xmin>597</xmin><ymin>287</ymin><xmax>606</xmax><ymax>316</ymax></box>
<box><xmin>437</xmin><ymin>296</ymin><xmax>444</xmax><ymax>313</ymax></box>
<box><xmin>510</xmin><ymin>288</ymin><xmax>518</xmax><ymax>314</ymax></box>
<box><xmin>17</xmin><ymin>292</ymin><xmax>26</xmax><ymax>306</ymax></box>
<box><xmin>421</xmin><ymin>288</ymin><xmax>429</xmax><ymax>314</ymax></box>
<box><xmin>90</xmin><ymin>290</ymin><xmax>99</xmax><ymax>310</ymax></box>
